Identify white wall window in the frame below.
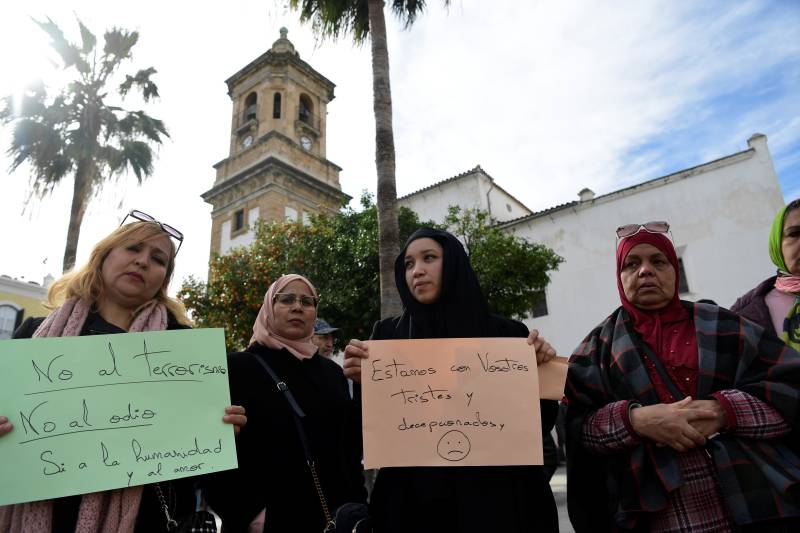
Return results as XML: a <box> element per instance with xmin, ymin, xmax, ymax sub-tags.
<box><xmin>531</xmin><ymin>290</ymin><xmax>548</xmax><ymax>318</ymax></box>
<box><xmin>285</xmin><ymin>206</ymin><xmax>298</xmax><ymax>221</ymax></box>
<box><xmin>0</xmin><ymin>304</ymin><xmax>21</xmax><ymax>340</ymax></box>
<box><xmin>302</xmin><ymin>211</ymin><xmax>311</xmax><ymax>225</ymax></box>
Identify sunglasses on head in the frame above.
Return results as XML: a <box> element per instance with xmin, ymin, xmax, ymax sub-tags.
<box><xmin>615</xmin><ymin>221</ymin><xmax>670</xmax><ymax>239</ymax></box>
<box><xmin>120</xmin><ymin>209</ymin><xmax>184</xmax><ymax>254</ymax></box>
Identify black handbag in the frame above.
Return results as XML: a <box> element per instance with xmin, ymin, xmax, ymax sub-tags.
<box><xmin>174</xmin><ymin>510</ymin><xmax>218</xmax><ymax>533</ymax></box>
<box><xmin>329</xmin><ymin>502</ymin><xmax>372</xmax><ymax>533</ymax></box>
<box><xmin>252</xmin><ymin>355</ymin><xmax>373</xmax><ymax>533</ymax></box>
<box><xmin>153</xmin><ymin>482</ymin><xmax>218</xmax><ymax>533</ymax></box>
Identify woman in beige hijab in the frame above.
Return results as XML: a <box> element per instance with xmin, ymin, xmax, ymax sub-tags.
<box><xmin>204</xmin><ymin>274</ymin><xmax>366</xmax><ymax>533</ymax></box>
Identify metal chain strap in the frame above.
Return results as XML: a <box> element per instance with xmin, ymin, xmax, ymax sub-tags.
<box><xmin>153</xmin><ymin>482</ymin><xmax>179</xmax><ymax>531</ymax></box>
<box><xmin>308</xmin><ymin>461</ymin><xmax>335</xmax><ymax>530</ymax></box>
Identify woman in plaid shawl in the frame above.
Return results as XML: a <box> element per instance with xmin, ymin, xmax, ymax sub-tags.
<box><xmin>565</xmin><ymin>223</ymin><xmax>800</xmax><ymax>532</ymax></box>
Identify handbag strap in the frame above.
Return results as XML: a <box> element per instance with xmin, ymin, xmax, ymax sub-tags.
<box><xmin>632</xmin><ymin>334</ymin><xmax>686</xmax><ymax>401</ymax></box>
<box><xmin>250</xmin><ymin>354</ymin><xmax>336</xmax><ymax>528</ymax></box>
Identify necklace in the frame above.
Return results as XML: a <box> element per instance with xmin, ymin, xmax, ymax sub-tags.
<box><xmin>153</xmin><ymin>482</ymin><xmax>178</xmax><ymax>531</ymax></box>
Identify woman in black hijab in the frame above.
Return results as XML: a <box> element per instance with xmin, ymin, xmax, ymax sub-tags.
<box><xmin>345</xmin><ymin>228</ymin><xmax>560</xmax><ymax>533</ymax></box>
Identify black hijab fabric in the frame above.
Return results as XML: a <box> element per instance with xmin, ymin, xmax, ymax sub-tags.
<box><xmin>393</xmin><ymin>228</ymin><xmax>491</xmax><ymax>339</ymax></box>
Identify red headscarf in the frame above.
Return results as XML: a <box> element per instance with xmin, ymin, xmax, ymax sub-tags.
<box><xmin>616</xmin><ymin>231</ymin><xmax>689</xmax><ymax>353</ymax></box>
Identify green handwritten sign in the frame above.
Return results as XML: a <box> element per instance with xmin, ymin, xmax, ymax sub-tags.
<box><xmin>0</xmin><ymin>328</ymin><xmax>237</xmax><ymax>506</ymax></box>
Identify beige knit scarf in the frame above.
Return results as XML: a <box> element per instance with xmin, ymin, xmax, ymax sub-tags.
<box><xmin>0</xmin><ymin>297</ymin><xmax>168</xmax><ymax>533</ymax></box>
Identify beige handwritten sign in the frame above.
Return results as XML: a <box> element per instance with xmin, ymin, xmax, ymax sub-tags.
<box><xmin>362</xmin><ymin>338</ymin><xmax>542</xmax><ymax>469</ymax></box>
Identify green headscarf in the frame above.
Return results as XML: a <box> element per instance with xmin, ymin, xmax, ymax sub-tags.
<box><xmin>769</xmin><ymin>203</ymin><xmax>800</xmax><ymax>349</ymax></box>
<box><xmin>770</xmin><ymin>205</ymin><xmax>789</xmax><ymax>273</ymax></box>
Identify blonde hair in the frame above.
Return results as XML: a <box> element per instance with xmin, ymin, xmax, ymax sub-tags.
<box><xmin>46</xmin><ymin>221</ymin><xmax>192</xmax><ymax>326</ymax></box>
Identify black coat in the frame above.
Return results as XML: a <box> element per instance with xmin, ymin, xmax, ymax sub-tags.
<box><xmin>203</xmin><ymin>343</ymin><xmax>366</xmax><ymax>533</ymax></box>
<box><xmin>366</xmin><ymin>314</ymin><xmax>560</xmax><ymax>533</ymax></box>
<box><xmin>12</xmin><ymin>312</ymin><xmax>195</xmax><ymax>533</ymax></box>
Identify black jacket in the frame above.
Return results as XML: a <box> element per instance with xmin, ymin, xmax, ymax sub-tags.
<box><xmin>13</xmin><ymin>312</ymin><xmax>195</xmax><ymax>533</ymax></box>
<box><xmin>367</xmin><ymin>314</ymin><xmax>560</xmax><ymax>533</ymax></box>
<box><xmin>204</xmin><ymin>343</ymin><xmax>366</xmax><ymax>533</ymax></box>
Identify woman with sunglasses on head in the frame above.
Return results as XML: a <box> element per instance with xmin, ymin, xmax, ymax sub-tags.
<box><xmin>0</xmin><ymin>211</ymin><xmax>247</xmax><ymax>533</ymax></box>
<box><xmin>565</xmin><ymin>222</ymin><xmax>800</xmax><ymax>533</ymax></box>
<box><xmin>203</xmin><ymin>274</ymin><xmax>366</xmax><ymax>533</ymax></box>
<box><xmin>343</xmin><ymin>228</ymin><xmax>560</xmax><ymax>533</ymax></box>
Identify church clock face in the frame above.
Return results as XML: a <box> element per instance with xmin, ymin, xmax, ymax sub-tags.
<box><xmin>242</xmin><ymin>135</ymin><xmax>253</xmax><ymax>148</ymax></box>
<box><xmin>300</xmin><ymin>136</ymin><xmax>312</xmax><ymax>151</ymax></box>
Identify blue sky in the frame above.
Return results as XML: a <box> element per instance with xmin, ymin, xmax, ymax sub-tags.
<box><xmin>0</xmin><ymin>0</ymin><xmax>797</xmax><ymax>285</ymax></box>
<box><xmin>608</xmin><ymin>1</ymin><xmax>799</xmax><ymax>199</ymax></box>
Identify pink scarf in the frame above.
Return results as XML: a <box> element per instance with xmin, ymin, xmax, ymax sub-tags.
<box><xmin>0</xmin><ymin>297</ymin><xmax>167</xmax><ymax>533</ymax></box>
<box><xmin>250</xmin><ymin>274</ymin><xmax>319</xmax><ymax>360</ymax></box>
<box><xmin>775</xmin><ymin>275</ymin><xmax>800</xmax><ymax>295</ymax></box>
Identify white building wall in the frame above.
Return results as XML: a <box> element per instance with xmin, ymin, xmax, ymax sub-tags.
<box><xmin>508</xmin><ymin>135</ymin><xmax>784</xmax><ymax>356</ymax></box>
<box><xmin>486</xmin><ymin>184</ymin><xmax>531</xmax><ymax>221</ymax></box>
<box><xmin>400</xmin><ymin>175</ymin><xmax>482</xmax><ymax>224</ymax></box>
<box><xmin>399</xmin><ymin>171</ymin><xmax>532</xmax><ymax>224</ymax></box>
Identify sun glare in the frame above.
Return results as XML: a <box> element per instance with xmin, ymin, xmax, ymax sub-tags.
<box><xmin>1</xmin><ymin>10</ymin><xmax>72</xmax><ymax>116</ymax></box>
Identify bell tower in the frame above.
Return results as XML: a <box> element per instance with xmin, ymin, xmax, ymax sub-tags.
<box><xmin>203</xmin><ymin>28</ymin><xmax>349</xmax><ymax>256</ymax></box>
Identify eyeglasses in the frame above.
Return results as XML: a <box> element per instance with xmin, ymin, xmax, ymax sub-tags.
<box><xmin>616</xmin><ymin>221</ymin><xmax>670</xmax><ymax>239</ymax></box>
<box><xmin>120</xmin><ymin>209</ymin><xmax>184</xmax><ymax>254</ymax></box>
<box><xmin>273</xmin><ymin>292</ymin><xmax>319</xmax><ymax>308</ymax></box>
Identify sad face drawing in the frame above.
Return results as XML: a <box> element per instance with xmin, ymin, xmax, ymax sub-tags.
<box><xmin>436</xmin><ymin>430</ymin><xmax>471</xmax><ymax>462</ymax></box>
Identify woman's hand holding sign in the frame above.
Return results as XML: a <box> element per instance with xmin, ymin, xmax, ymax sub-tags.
<box><xmin>526</xmin><ymin>329</ymin><xmax>556</xmax><ymax>364</ymax></box>
<box><xmin>344</xmin><ymin>339</ymin><xmax>369</xmax><ymax>383</ymax></box>
<box><xmin>0</xmin><ymin>416</ymin><xmax>12</xmax><ymax>437</ymax></box>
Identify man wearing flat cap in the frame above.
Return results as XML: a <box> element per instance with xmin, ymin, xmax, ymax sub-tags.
<box><xmin>312</xmin><ymin>318</ymin><xmax>339</xmax><ymax>358</ymax></box>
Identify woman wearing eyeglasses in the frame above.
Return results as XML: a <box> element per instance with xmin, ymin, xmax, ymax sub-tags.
<box><xmin>203</xmin><ymin>274</ymin><xmax>366</xmax><ymax>533</ymax></box>
<box><xmin>0</xmin><ymin>212</ymin><xmax>247</xmax><ymax>533</ymax></box>
<box><xmin>342</xmin><ymin>228</ymin><xmax>560</xmax><ymax>533</ymax></box>
<box><xmin>564</xmin><ymin>222</ymin><xmax>800</xmax><ymax>533</ymax></box>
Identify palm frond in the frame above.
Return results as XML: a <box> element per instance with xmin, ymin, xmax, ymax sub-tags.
<box><xmin>119</xmin><ymin>67</ymin><xmax>160</xmax><ymax>101</ymax></box>
<box><xmin>97</xmin><ymin>144</ymin><xmax>125</xmax><ymax>174</ymax></box>
<box><xmin>391</xmin><ymin>0</ymin><xmax>427</xmax><ymax>28</ymax></box>
<box><xmin>290</xmin><ymin>0</ymin><xmax>371</xmax><ymax>44</ymax></box>
<box><xmin>7</xmin><ymin>118</ymin><xmax>73</xmax><ymax>192</ymax></box>
<box><xmin>77</xmin><ymin>18</ymin><xmax>97</xmax><ymax>54</ymax></box>
<box><xmin>34</xmin><ymin>17</ymin><xmax>90</xmax><ymax>73</ymax></box>
<box><xmin>97</xmin><ymin>106</ymin><xmax>120</xmax><ymax>142</ymax></box>
<box><xmin>102</xmin><ymin>28</ymin><xmax>139</xmax><ymax>61</ymax></box>
<box><xmin>118</xmin><ymin>139</ymin><xmax>153</xmax><ymax>181</ymax></box>
<box><xmin>115</xmin><ymin>110</ymin><xmax>169</xmax><ymax>143</ymax></box>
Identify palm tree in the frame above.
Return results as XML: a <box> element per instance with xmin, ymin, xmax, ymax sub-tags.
<box><xmin>290</xmin><ymin>0</ymin><xmax>448</xmax><ymax>318</ymax></box>
<box><xmin>0</xmin><ymin>18</ymin><xmax>169</xmax><ymax>272</ymax></box>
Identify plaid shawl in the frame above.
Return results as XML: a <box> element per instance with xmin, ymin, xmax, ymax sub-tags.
<box><xmin>565</xmin><ymin>301</ymin><xmax>800</xmax><ymax>532</ymax></box>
